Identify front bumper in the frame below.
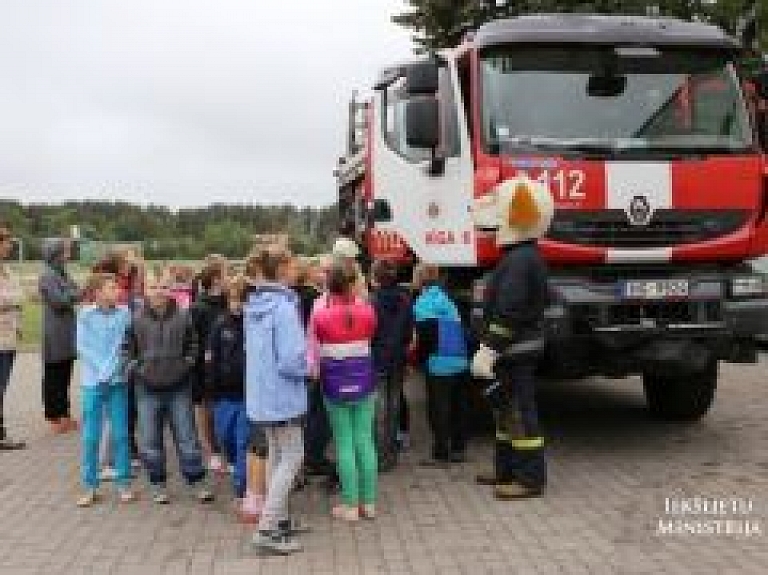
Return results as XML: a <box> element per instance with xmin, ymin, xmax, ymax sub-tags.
<box><xmin>539</xmin><ymin>275</ymin><xmax>768</xmax><ymax>376</ymax></box>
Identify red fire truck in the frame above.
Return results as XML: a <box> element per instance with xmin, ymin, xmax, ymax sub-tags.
<box><xmin>335</xmin><ymin>14</ymin><xmax>768</xmax><ymax>421</ymax></box>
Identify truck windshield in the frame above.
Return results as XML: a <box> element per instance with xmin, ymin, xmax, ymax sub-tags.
<box><xmin>481</xmin><ymin>47</ymin><xmax>753</xmax><ymax>156</ymax></box>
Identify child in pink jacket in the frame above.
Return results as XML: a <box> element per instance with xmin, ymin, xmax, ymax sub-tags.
<box><xmin>308</xmin><ymin>260</ymin><xmax>377</xmax><ymax>521</ymax></box>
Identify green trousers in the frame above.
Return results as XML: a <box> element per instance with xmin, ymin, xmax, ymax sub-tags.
<box><xmin>325</xmin><ymin>395</ymin><xmax>378</xmax><ymax>506</ymax></box>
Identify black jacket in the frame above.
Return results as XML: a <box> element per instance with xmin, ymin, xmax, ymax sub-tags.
<box><xmin>371</xmin><ymin>285</ymin><xmax>413</xmax><ymax>374</ymax></box>
<box><xmin>294</xmin><ymin>284</ymin><xmax>319</xmax><ymax>329</ymax></box>
<box><xmin>484</xmin><ymin>240</ymin><xmax>549</xmax><ymax>342</ymax></box>
<box><xmin>189</xmin><ymin>293</ymin><xmax>228</xmax><ymax>383</ymax></box>
<box><xmin>205</xmin><ymin>311</ymin><xmax>245</xmax><ymax>401</ymax></box>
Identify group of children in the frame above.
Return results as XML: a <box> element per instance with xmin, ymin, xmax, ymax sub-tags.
<box><xmin>72</xmin><ymin>238</ymin><xmax>471</xmax><ymax>556</ymax></box>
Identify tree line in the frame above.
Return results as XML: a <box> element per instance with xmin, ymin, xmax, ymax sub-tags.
<box><xmin>393</xmin><ymin>1</ymin><xmax>766</xmax><ymax>52</ymax></box>
<box><xmin>0</xmin><ymin>200</ymin><xmax>338</xmax><ymax>260</ymax></box>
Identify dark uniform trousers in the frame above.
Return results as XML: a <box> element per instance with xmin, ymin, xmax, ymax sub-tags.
<box><xmin>493</xmin><ymin>360</ymin><xmax>547</xmax><ymax>489</ymax></box>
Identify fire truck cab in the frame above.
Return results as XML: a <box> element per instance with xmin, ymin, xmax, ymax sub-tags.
<box><xmin>337</xmin><ymin>14</ymin><xmax>768</xmax><ymax>421</ymax></box>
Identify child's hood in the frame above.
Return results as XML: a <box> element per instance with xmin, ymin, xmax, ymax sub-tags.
<box><xmin>246</xmin><ymin>283</ymin><xmax>296</xmax><ymax>320</ymax></box>
<box><xmin>414</xmin><ymin>285</ymin><xmax>459</xmax><ymax>321</ymax></box>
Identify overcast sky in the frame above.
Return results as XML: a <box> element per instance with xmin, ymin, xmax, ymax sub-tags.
<box><xmin>0</xmin><ymin>1</ymin><xmax>413</xmax><ymax>208</ymax></box>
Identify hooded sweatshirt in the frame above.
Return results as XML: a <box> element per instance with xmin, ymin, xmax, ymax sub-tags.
<box><xmin>244</xmin><ymin>283</ymin><xmax>308</xmax><ymax>424</ymax></box>
<box><xmin>371</xmin><ymin>285</ymin><xmax>413</xmax><ymax>375</ymax></box>
<box><xmin>77</xmin><ymin>305</ymin><xmax>131</xmax><ymax>387</ymax></box>
<box><xmin>0</xmin><ymin>263</ymin><xmax>23</xmax><ymax>351</ymax></box>
<box><xmin>413</xmin><ymin>284</ymin><xmax>469</xmax><ymax>376</ymax></box>
<box><xmin>39</xmin><ymin>239</ymin><xmax>79</xmax><ymax>363</ymax></box>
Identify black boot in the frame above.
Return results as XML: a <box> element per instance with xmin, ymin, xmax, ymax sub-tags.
<box><xmin>0</xmin><ymin>410</ymin><xmax>26</xmax><ymax>451</ymax></box>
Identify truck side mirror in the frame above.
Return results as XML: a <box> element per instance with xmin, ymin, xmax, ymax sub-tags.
<box><xmin>370</xmin><ymin>199</ymin><xmax>392</xmax><ymax>223</ymax></box>
<box><xmin>406</xmin><ymin>98</ymin><xmax>440</xmax><ymax>150</ymax></box>
<box><xmin>406</xmin><ymin>61</ymin><xmax>439</xmax><ymax>96</ymax></box>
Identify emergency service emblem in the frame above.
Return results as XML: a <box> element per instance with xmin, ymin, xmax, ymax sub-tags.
<box><xmin>427</xmin><ymin>201</ymin><xmax>440</xmax><ymax>219</ymax></box>
<box><xmin>628</xmin><ymin>195</ymin><xmax>652</xmax><ymax>226</ymax></box>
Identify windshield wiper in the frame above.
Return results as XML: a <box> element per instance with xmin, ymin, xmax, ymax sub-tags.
<box><xmin>641</xmin><ymin>145</ymin><xmax>754</xmax><ymax>157</ymax></box>
<box><xmin>493</xmin><ymin>135</ymin><xmax>754</xmax><ymax>159</ymax></box>
<box><xmin>494</xmin><ymin>136</ymin><xmax>623</xmax><ymax>159</ymax></box>
<box><xmin>491</xmin><ymin>136</ymin><xmax>627</xmax><ymax>159</ymax></box>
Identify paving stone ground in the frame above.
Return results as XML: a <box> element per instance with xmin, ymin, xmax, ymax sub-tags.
<box><xmin>0</xmin><ymin>352</ymin><xmax>766</xmax><ymax>575</ymax></box>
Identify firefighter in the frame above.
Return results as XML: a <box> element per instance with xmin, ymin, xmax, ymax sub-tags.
<box><xmin>471</xmin><ymin>176</ymin><xmax>554</xmax><ymax>500</ymax></box>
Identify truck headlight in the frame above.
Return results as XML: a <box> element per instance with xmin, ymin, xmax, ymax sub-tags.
<box><xmin>730</xmin><ymin>276</ymin><xmax>766</xmax><ymax>297</ymax></box>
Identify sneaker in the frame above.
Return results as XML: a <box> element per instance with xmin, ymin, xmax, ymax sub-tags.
<box><xmin>450</xmin><ymin>451</ymin><xmax>466</xmax><ymax>464</ymax></box>
<box><xmin>100</xmin><ymin>467</ymin><xmax>118</xmax><ymax>482</ymax></box>
<box><xmin>48</xmin><ymin>420</ymin><xmax>67</xmax><ymax>435</ymax></box>
<box><xmin>419</xmin><ymin>457</ymin><xmax>451</xmax><ymax>469</ymax></box>
<box><xmin>227</xmin><ymin>464</ymin><xmax>235</xmax><ymax>475</ymax></box>
<box><xmin>76</xmin><ymin>490</ymin><xmax>101</xmax><ymax>508</ymax></box>
<box><xmin>0</xmin><ymin>437</ymin><xmax>26</xmax><ymax>451</ymax></box>
<box><xmin>279</xmin><ymin>517</ymin><xmax>311</xmax><ymax>535</ymax></box>
<box><xmin>331</xmin><ymin>505</ymin><xmax>359</xmax><ymax>522</ymax></box>
<box><xmin>208</xmin><ymin>455</ymin><xmax>224</xmax><ymax>474</ymax></box>
<box><xmin>61</xmin><ymin>418</ymin><xmax>80</xmax><ymax>433</ymax></box>
<box><xmin>293</xmin><ymin>473</ymin><xmax>308</xmax><ymax>491</ymax></box>
<box><xmin>359</xmin><ymin>504</ymin><xmax>376</xmax><ymax>520</ymax></box>
<box><xmin>195</xmin><ymin>478</ymin><xmax>215</xmax><ymax>504</ymax></box>
<box><xmin>396</xmin><ymin>432</ymin><xmax>411</xmax><ymax>452</ymax></box>
<box><xmin>494</xmin><ymin>482</ymin><xmax>544</xmax><ymax>500</ymax></box>
<box><xmin>239</xmin><ymin>492</ymin><xmax>264</xmax><ymax>524</ymax></box>
<box><xmin>475</xmin><ymin>470</ymin><xmax>497</xmax><ymax>486</ymax></box>
<box><xmin>151</xmin><ymin>486</ymin><xmax>170</xmax><ymax>505</ymax></box>
<box><xmin>251</xmin><ymin>530</ymin><xmax>302</xmax><ymax>556</ymax></box>
<box><xmin>131</xmin><ymin>458</ymin><xmax>142</xmax><ymax>470</ymax></box>
<box><xmin>118</xmin><ymin>489</ymin><xmax>138</xmax><ymax>504</ymax></box>
<box><xmin>304</xmin><ymin>459</ymin><xmax>335</xmax><ymax>477</ymax></box>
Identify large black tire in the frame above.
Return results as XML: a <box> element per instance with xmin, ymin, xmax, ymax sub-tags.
<box><xmin>642</xmin><ymin>361</ymin><xmax>718</xmax><ymax>421</ymax></box>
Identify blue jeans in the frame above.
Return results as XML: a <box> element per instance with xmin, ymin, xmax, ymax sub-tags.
<box><xmin>81</xmin><ymin>384</ymin><xmax>131</xmax><ymax>489</ymax></box>
<box><xmin>212</xmin><ymin>398</ymin><xmax>248</xmax><ymax>498</ymax></box>
<box><xmin>135</xmin><ymin>385</ymin><xmax>206</xmax><ymax>486</ymax></box>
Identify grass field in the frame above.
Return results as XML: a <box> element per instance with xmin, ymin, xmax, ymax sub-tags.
<box><xmin>20</xmin><ymin>302</ymin><xmax>42</xmax><ymax>350</ymax></box>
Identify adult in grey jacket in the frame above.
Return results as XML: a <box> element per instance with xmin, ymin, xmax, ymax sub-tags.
<box><xmin>0</xmin><ymin>226</ymin><xmax>25</xmax><ymax>449</ymax></box>
<box><xmin>39</xmin><ymin>238</ymin><xmax>80</xmax><ymax>433</ymax></box>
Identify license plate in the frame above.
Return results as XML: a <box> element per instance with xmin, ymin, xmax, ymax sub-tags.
<box><xmin>621</xmin><ymin>279</ymin><xmax>689</xmax><ymax>300</ymax></box>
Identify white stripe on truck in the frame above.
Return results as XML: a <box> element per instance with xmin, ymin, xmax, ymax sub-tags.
<box><xmin>605</xmin><ymin>248</ymin><xmax>671</xmax><ymax>263</ymax></box>
<box><xmin>605</xmin><ymin>162</ymin><xmax>672</xmax><ymax>216</ymax></box>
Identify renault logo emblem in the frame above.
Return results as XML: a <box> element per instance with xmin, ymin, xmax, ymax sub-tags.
<box><xmin>628</xmin><ymin>195</ymin><xmax>652</xmax><ymax>226</ymax></box>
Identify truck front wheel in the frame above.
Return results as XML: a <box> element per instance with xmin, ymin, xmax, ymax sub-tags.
<box><xmin>642</xmin><ymin>361</ymin><xmax>718</xmax><ymax>421</ymax></box>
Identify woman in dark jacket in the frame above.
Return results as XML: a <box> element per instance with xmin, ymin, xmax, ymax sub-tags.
<box><xmin>39</xmin><ymin>238</ymin><xmax>80</xmax><ymax>434</ymax></box>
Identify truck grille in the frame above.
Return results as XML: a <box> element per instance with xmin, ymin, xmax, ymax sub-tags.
<box><xmin>574</xmin><ymin>301</ymin><xmax>722</xmax><ymax>331</ymax></box>
<box><xmin>547</xmin><ymin>209</ymin><xmax>749</xmax><ymax>248</ymax></box>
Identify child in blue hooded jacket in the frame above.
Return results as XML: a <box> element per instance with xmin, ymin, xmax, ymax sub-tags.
<box><xmin>245</xmin><ymin>249</ymin><xmax>308</xmax><ymax>556</ymax></box>
<box><xmin>76</xmin><ymin>273</ymin><xmax>136</xmax><ymax>507</ymax></box>
<box><xmin>412</xmin><ymin>264</ymin><xmax>469</xmax><ymax>465</ymax></box>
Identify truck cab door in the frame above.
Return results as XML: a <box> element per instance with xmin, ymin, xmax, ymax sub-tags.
<box><xmin>371</xmin><ymin>59</ymin><xmax>476</xmax><ymax>266</ymax></box>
